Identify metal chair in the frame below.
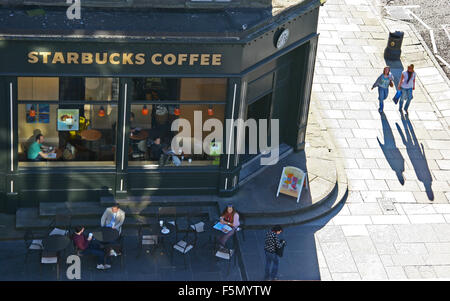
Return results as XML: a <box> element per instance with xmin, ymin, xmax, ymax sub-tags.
<box><xmin>40</xmin><ymin>250</ymin><xmax>60</xmax><ymax>280</ymax></box>
<box><xmin>24</xmin><ymin>229</ymin><xmax>45</xmax><ymax>264</ymax></box>
<box><xmin>213</xmin><ymin>234</ymin><xmax>237</xmax><ymax>276</ymax></box>
<box><xmin>171</xmin><ymin>230</ymin><xmax>196</xmax><ymax>270</ymax></box>
<box><xmin>137</xmin><ymin>224</ymin><xmax>160</xmax><ymax>257</ymax></box>
<box><xmin>48</xmin><ymin>214</ymin><xmax>72</xmax><ymax>236</ymax></box>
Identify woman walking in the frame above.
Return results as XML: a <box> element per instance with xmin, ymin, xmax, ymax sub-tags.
<box><xmin>398</xmin><ymin>64</ymin><xmax>416</xmax><ymax>114</ymax></box>
<box><xmin>372</xmin><ymin>66</ymin><xmax>394</xmax><ymax>113</ymax></box>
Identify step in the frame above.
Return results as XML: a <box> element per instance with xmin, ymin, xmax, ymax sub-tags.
<box><xmin>17</xmin><ymin>207</ymin><xmax>217</xmax><ymax>230</ymax></box>
<box><xmin>242</xmin><ymin>179</ymin><xmax>348</xmax><ymax>229</ymax></box>
<box><xmin>39</xmin><ymin>201</ymin><xmax>217</xmax><ymax>219</ymax></box>
<box><xmin>100</xmin><ymin>195</ymin><xmax>217</xmax><ymax>207</ymax></box>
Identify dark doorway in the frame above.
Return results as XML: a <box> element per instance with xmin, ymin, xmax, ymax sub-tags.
<box><xmin>241</xmin><ymin>93</ymin><xmax>272</xmax><ymax>164</ymax></box>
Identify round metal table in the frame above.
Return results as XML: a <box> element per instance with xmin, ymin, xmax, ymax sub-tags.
<box><xmin>42</xmin><ymin>235</ymin><xmax>70</xmax><ymax>253</ymax></box>
<box><xmin>92</xmin><ymin>227</ymin><xmax>119</xmax><ymax>243</ymax></box>
<box><xmin>130</xmin><ymin>130</ymin><xmax>149</xmax><ymax>141</ymax></box>
<box><xmin>80</xmin><ymin>129</ymin><xmax>102</xmax><ymax>141</ymax></box>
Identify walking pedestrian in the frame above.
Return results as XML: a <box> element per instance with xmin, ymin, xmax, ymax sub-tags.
<box><xmin>264</xmin><ymin>225</ymin><xmax>283</xmax><ymax>280</ymax></box>
<box><xmin>398</xmin><ymin>64</ymin><xmax>416</xmax><ymax>114</ymax></box>
<box><xmin>371</xmin><ymin>66</ymin><xmax>394</xmax><ymax>113</ymax></box>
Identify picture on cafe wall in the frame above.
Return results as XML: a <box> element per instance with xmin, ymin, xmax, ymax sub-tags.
<box><xmin>26</xmin><ymin>104</ymin><xmax>37</xmax><ymax>123</ymax></box>
<box><xmin>38</xmin><ymin>104</ymin><xmax>49</xmax><ymax>124</ymax></box>
<box><xmin>57</xmin><ymin>109</ymin><xmax>79</xmax><ymax>131</ymax></box>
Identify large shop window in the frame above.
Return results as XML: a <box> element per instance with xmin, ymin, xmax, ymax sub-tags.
<box><xmin>17</xmin><ymin>77</ymin><xmax>119</xmax><ymax>167</ymax></box>
<box><xmin>129</xmin><ymin>78</ymin><xmax>226</xmax><ymax>167</ymax></box>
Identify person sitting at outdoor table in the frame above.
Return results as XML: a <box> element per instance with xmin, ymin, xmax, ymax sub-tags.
<box><xmin>71</xmin><ymin>225</ymin><xmax>111</xmax><ymax>270</ymax></box>
<box><xmin>27</xmin><ymin>134</ymin><xmax>55</xmax><ymax>161</ymax></box>
<box><xmin>101</xmin><ymin>204</ymin><xmax>125</xmax><ymax>234</ymax></box>
<box><xmin>217</xmin><ymin>203</ymin><xmax>240</xmax><ymax>248</ymax></box>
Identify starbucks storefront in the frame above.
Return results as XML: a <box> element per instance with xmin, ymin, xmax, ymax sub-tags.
<box><xmin>0</xmin><ymin>0</ymin><xmax>321</xmax><ymax>212</ymax></box>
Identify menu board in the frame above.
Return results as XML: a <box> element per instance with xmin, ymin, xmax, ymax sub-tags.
<box><xmin>276</xmin><ymin>166</ymin><xmax>308</xmax><ymax>203</ymax></box>
<box><xmin>57</xmin><ymin>109</ymin><xmax>79</xmax><ymax>131</ymax></box>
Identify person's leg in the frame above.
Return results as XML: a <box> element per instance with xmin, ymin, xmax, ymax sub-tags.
<box><xmin>264</xmin><ymin>251</ymin><xmax>272</xmax><ymax>280</ymax></box>
<box><xmin>378</xmin><ymin>87</ymin><xmax>387</xmax><ymax>112</ymax></box>
<box><xmin>82</xmin><ymin>247</ymin><xmax>105</xmax><ymax>265</ymax></box>
<box><xmin>399</xmin><ymin>88</ymin><xmax>406</xmax><ymax>110</ymax></box>
<box><xmin>404</xmin><ymin>89</ymin><xmax>413</xmax><ymax>112</ymax></box>
<box><xmin>271</xmin><ymin>254</ymin><xmax>280</xmax><ymax>280</ymax></box>
<box><xmin>218</xmin><ymin>228</ymin><xmax>236</xmax><ymax>247</ymax></box>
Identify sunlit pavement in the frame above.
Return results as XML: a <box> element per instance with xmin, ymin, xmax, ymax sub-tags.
<box><xmin>310</xmin><ymin>0</ymin><xmax>450</xmax><ymax>280</ymax></box>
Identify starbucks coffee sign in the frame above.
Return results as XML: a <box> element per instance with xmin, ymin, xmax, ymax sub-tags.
<box><xmin>27</xmin><ymin>51</ymin><xmax>223</xmax><ymax>66</ymax></box>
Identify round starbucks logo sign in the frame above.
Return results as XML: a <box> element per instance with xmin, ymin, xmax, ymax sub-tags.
<box><xmin>276</xmin><ymin>29</ymin><xmax>290</xmax><ymax>49</ymax></box>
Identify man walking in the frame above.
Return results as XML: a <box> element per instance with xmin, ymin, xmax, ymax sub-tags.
<box><xmin>264</xmin><ymin>225</ymin><xmax>283</xmax><ymax>280</ymax></box>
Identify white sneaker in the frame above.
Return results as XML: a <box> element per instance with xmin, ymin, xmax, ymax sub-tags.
<box><xmin>110</xmin><ymin>249</ymin><xmax>118</xmax><ymax>257</ymax></box>
<box><xmin>96</xmin><ymin>264</ymin><xmax>105</xmax><ymax>270</ymax></box>
<box><xmin>104</xmin><ymin>264</ymin><xmax>111</xmax><ymax>269</ymax></box>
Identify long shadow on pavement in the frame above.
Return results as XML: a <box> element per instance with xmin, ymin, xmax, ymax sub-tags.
<box><xmin>377</xmin><ymin>112</ymin><xmax>405</xmax><ymax>185</ymax></box>
<box><xmin>395</xmin><ymin>112</ymin><xmax>434</xmax><ymax>200</ymax></box>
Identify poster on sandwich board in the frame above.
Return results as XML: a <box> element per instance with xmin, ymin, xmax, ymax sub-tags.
<box><xmin>276</xmin><ymin>166</ymin><xmax>308</xmax><ymax>203</ymax></box>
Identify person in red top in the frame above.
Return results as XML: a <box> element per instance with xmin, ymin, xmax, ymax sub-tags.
<box><xmin>72</xmin><ymin>226</ymin><xmax>111</xmax><ymax>270</ymax></box>
<box><xmin>218</xmin><ymin>204</ymin><xmax>240</xmax><ymax>248</ymax></box>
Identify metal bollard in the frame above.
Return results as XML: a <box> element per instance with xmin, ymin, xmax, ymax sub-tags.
<box><xmin>384</xmin><ymin>31</ymin><xmax>404</xmax><ymax>60</ymax></box>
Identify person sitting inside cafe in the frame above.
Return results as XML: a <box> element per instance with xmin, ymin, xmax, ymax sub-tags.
<box><xmin>27</xmin><ymin>134</ymin><xmax>55</xmax><ymax>161</ymax></box>
<box><xmin>218</xmin><ymin>203</ymin><xmax>240</xmax><ymax>248</ymax></box>
<box><xmin>71</xmin><ymin>225</ymin><xmax>111</xmax><ymax>270</ymax></box>
<box><xmin>149</xmin><ymin>137</ymin><xmax>164</xmax><ymax>161</ymax></box>
<box><xmin>101</xmin><ymin>204</ymin><xmax>125</xmax><ymax>234</ymax></box>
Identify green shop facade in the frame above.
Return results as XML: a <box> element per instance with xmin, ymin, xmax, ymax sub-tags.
<box><xmin>0</xmin><ymin>1</ymin><xmax>321</xmax><ymax>212</ymax></box>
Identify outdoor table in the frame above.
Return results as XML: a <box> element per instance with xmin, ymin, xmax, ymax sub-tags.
<box><xmin>92</xmin><ymin>227</ymin><xmax>119</xmax><ymax>243</ymax></box>
<box><xmin>130</xmin><ymin>130</ymin><xmax>149</xmax><ymax>141</ymax></box>
<box><xmin>80</xmin><ymin>129</ymin><xmax>102</xmax><ymax>141</ymax></box>
<box><xmin>42</xmin><ymin>234</ymin><xmax>70</xmax><ymax>253</ymax></box>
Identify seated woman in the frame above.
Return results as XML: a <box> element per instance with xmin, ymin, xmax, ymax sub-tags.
<box><xmin>218</xmin><ymin>204</ymin><xmax>240</xmax><ymax>248</ymax></box>
<box><xmin>71</xmin><ymin>225</ymin><xmax>111</xmax><ymax>270</ymax></box>
<box><xmin>27</xmin><ymin>134</ymin><xmax>55</xmax><ymax>161</ymax></box>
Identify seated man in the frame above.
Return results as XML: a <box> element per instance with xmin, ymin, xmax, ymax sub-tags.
<box><xmin>27</xmin><ymin>134</ymin><xmax>55</xmax><ymax>161</ymax></box>
<box><xmin>71</xmin><ymin>226</ymin><xmax>111</xmax><ymax>270</ymax></box>
<box><xmin>101</xmin><ymin>204</ymin><xmax>125</xmax><ymax>234</ymax></box>
<box><xmin>149</xmin><ymin>137</ymin><xmax>164</xmax><ymax>161</ymax></box>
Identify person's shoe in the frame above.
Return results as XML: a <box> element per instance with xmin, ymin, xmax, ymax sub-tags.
<box><xmin>110</xmin><ymin>249</ymin><xmax>118</xmax><ymax>257</ymax></box>
<box><xmin>96</xmin><ymin>264</ymin><xmax>105</xmax><ymax>270</ymax></box>
<box><xmin>104</xmin><ymin>264</ymin><xmax>112</xmax><ymax>269</ymax></box>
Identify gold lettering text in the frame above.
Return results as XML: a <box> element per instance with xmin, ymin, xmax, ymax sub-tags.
<box><xmin>151</xmin><ymin>54</ymin><xmax>162</xmax><ymax>65</ymax></box>
<box><xmin>67</xmin><ymin>52</ymin><xmax>79</xmax><ymax>64</ymax></box>
<box><xmin>178</xmin><ymin>54</ymin><xmax>188</xmax><ymax>65</ymax></box>
<box><xmin>52</xmin><ymin>52</ymin><xmax>66</xmax><ymax>64</ymax></box>
<box><xmin>82</xmin><ymin>53</ymin><xmax>93</xmax><ymax>64</ymax></box>
<box><xmin>28</xmin><ymin>52</ymin><xmax>39</xmax><ymax>63</ymax></box>
<box><xmin>122</xmin><ymin>53</ymin><xmax>134</xmax><ymax>65</ymax></box>
<box><xmin>109</xmin><ymin>53</ymin><xmax>120</xmax><ymax>65</ymax></box>
<box><xmin>95</xmin><ymin>53</ymin><xmax>108</xmax><ymax>64</ymax></box>
<box><xmin>200</xmin><ymin>54</ymin><xmax>211</xmax><ymax>65</ymax></box>
<box><xmin>135</xmin><ymin>53</ymin><xmax>145</xmax><ymax>65</ymax></box>
<box><xmin>163</xmin><ymin>54</ymin><xmax>176</xmax><ymax>65</ymax></box>
<box><xmin>212</xmin><ymin>54</ymin><xmax>222</xmax><ymax>66</ymax></box>
<box><xmin>39</xmin><ymin>52</ymin><xmax>51</xmax><ymax>64</ymax></box>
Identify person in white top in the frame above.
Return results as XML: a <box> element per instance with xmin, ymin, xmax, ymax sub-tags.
<box><xmin>397</xmin><ymin>64</ymin><xmax>416</xmax><ymax>113</ymax></box>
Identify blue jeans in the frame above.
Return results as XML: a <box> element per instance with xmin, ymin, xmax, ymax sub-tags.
<box><xmin>264</xmin><ymin>251</ymin><xmax>279</xmax><ymax>280</ymax></box>
<box><xmin>81</xmin><ymin>241</ymin><xmax>109</xmax><ymax>265</ymax></box>
<box><xmin>399</xmin><ymin>88</ymin><xmax>413</xmax><ymax>111</ymax></box>
<box><xmin>378</xmin><ymin>87</ymin><xmax>389</xmax><ymax>111</ymax></box>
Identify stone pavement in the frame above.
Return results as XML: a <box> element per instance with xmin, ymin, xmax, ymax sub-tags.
<box><xmin>311</xmin><ymin>0</ymin><xmax>450</xmax><ymax>280</ymax></box>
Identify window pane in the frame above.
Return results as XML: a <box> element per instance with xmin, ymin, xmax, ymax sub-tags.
<box><xmin>131</xmin><ymin>78</ymin><xmax>227</xmax><ymax>101</ymax></box>
<box><xmin>18</xmin><ymin>77</ymin><xmax>59</xmax><ymax>101</ymax></box>
<box><xmin>18</xmin><ymin>77</ymin><xmax>119</xmax><ymax>101</ymax></box>
<box><xmin>18</xmin><ymin>104</ymin><xmax>117</xmax><ymax>166</ymax></box>
<box><xmin>128</xmin><ymin>104</ymin><xmax>225</xmax><ymax>167</ymax></box>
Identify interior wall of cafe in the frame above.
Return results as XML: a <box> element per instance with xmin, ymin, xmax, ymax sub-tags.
<box><xmin>17</xmin><ymin>77</ymin><xmax>117</xmax><ymax>154</ymax></box>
